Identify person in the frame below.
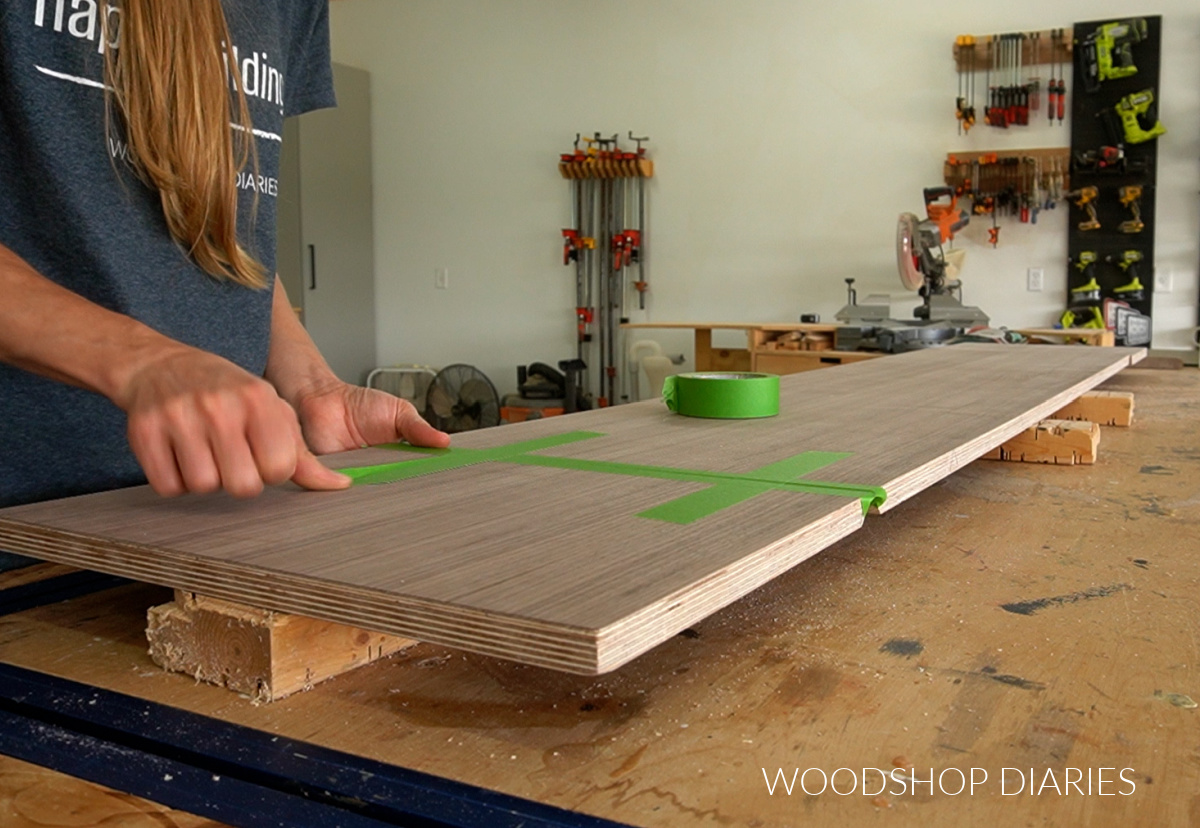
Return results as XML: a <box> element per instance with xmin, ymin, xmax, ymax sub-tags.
<box><xmin>0</xmin><ymin>0</ymin><xmax>448</xmax><ymax>510</ymax></box>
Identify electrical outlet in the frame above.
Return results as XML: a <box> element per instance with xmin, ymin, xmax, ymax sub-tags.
<box><xmin>1155</xmin><ymin>269</ymin><xmax>1173</xmax><ymax>293</ymax></box>
<box><xmin>1027</xmin><ymin>267</ymin><xmax>1044</xmax><ymax>292</ymax></box>
<box><xmin>435</xmin><ymin>267</ymin><xmax>449</xmax><ymax>290</ymax></box>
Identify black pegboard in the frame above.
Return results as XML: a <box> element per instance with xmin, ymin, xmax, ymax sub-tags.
<box><xmin>1067</xmin><ymin>16</ymin><xmax>1162</xmax><ymax>343</ymax></box>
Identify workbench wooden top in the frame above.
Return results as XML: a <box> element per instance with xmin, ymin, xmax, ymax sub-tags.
<box><xmin>622</xmin><ymin>321</ymin><xmax>840</xmax><ymax>331</ymax></box>
<box><xmin>0</xmin><ymin>753</ymin><xmax>224</xmax><ymax>828</ymax></box>
<box><xmin>0</xmin><ymin>346</ymin><xmax>1139</xmax><ymax>675</ymax></box>
<box><xmin>1</xmin><ymin>368</ymin><xmax>1196</xmax><ymax>826</ymax></box>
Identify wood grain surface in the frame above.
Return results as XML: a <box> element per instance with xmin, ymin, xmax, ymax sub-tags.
<box><xmin>0</xmin><ymin>367</ymin><xmax>1195</xmax><ymax>827</ymax></box>
<box><xmin>0</xmin><ymin>754</ymin><xmax>227</xmax><ymax>828</ymax></box>
<box><xmin>0</xmin><ymin>345</ymin><xmax>1143</xmax><ymax>674</ymax></box>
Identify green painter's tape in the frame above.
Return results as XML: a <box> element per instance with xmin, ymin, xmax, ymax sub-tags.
<box><xmin>339</xmin><ymin>432</ymin><xmax>605</xmax><ymax>485</ymax></box>
<box><xmin>339</xmin><ymin>432</ymin><xmax>886</xmax><ymax>524</ymax></box>
<box><xmin>508</xmin><ymin>453</ymin><xmax>884</xmax><ymax>521</ymax></box>
<box><xmin>638</xmin><ymin>480</ymin><xmax>774</xmax><ymax>524</ymax></box>
<box><xmin>740</xmin><ymin>451</ymin><xmax>856</xmax><ymax>482</ymax></box>
<box><xmin>662</xmin><ymin>372</ymin><xmax>780</xmax><ymax>419</ymax></box>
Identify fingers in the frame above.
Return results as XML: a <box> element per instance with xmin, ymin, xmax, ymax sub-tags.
<box><xmin>173</xmin><ymin>427</ymin><xmax>225</xmax><ymax>495</ymax></box>
<box><xmin>243</xmin><ymin>396</ymin><xmax>302</xmax><ymax>487</ymax></box>
<box><xmin>127</xmin><ymin>363</ymin><xmax>445</xmax><ymax>499</ymax></box>
<box><xmin>210</xmin><ymin>413</ymin><xmax>268</xmax><ymax>498</ymax></box>
<box><xmin>282</xmin><ymin>392</ymin><xmax>350</xmax><ymax>491</ymax></box>
<box><xmin>127</xmin><ymin>415</ymin><xmax>186</xmax><ymax>497</ymax></box>
<box><xmin>395</xmin><ymin>400</ymin><xmax>451</xmax><ymax>449</ymax></box>
<box><xmin>122</xmin><ymin>350</ymin><xmax>348</xmax><ymax>499</ymax></box>
<box><xmin>128</xmin><ymin>398</ymin><xmax>227</xmax><ymax>497</ymax></box>
<box><xmin>289</xmin><ymin>444</ymin><xmax>352</xmax><ymax>491</ymax></box>
<box><xmin>307</xmin><ymin>385</ymin><xmax>450</xmax><ymax>451</ymax></box>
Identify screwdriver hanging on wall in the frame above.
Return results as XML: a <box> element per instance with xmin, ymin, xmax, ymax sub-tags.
<box><xmin>1054</xmin><ymin>28</ymin><xmax>1066</xmax><ymax>125</ymax></box>
<box><xmin>1028</xmin><ymin>32</ymin><xmax>1041</xmax><ymax>115</ymax></box>
<box><xmin>957</xmin><ymin>28</ymin><xmax>1071</xmax><ymax>132</ymax></box>
<box><xmin>1047</xmin><ymin>30</ymin><xmax>1058</xmax><ymax>124</ymax></box>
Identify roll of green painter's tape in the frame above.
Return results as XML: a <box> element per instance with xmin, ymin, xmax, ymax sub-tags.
<box><xmin>662</xmin><ymin>372</ymin><xmax>780</xmax><ymax>419</ymax></box>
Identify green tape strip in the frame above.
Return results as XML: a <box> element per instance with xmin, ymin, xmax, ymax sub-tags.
<box><xmin>740</xmin><ymin>450</ymin><xmax>856</xmax><ymax>482</ymax></box>
<box><xmin>340</xmin><ymin>432</ymin><xmax>605</xmax><ymax>485</ymax></box>
<box><xmin>662</xmin><ymin>372</ymin><xmax>780</xmax><ymax>419</ymax></box>
<box><xmin>340</xmin><ymin>432</ymin><xmax>886</xmax><ymax>524</ymax></box>
<box><xmin>638</xmin><ymin>480</ymin><xmax>774</xmax><ymax>524</ymax></box>
<box><xmin>507</xmin><ymin>453</ymin><xmax>884</xmax><ymax>521</ymax></box>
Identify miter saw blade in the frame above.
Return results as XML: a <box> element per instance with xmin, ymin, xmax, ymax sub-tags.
<box><xmin>896</xmin><ymin>212</ymin><xmax>925</xmax><ymax>292</ymax></box>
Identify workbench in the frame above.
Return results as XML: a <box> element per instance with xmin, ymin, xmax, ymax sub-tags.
<box><xmin>622</xmin><ymin>322</ymin><xmax>882</xmax><ymax>374</ymax></box>
<box><xmin>1</xmin><ymin>367</ymin><xmax>1197</xmax><ymax>827</ymax></box>
<box><xmin>1014</xmin><ymin>327</ymin><xmax>1117</xmax><ymax>347</ymax></box>
<box><xmin>622</xmin><ymin>323</ymin><xmax>1116</xmax><ymax>377</ymax></box>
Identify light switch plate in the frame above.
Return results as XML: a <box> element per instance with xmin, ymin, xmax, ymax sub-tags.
<box><xmin>1154</xmin><ymin>269</ymin><xmax>1172</xmax><ymax>293</ymax></box>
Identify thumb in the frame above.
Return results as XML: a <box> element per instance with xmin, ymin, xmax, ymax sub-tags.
<box><xmin>290</xmin><ymin>443</ymin><xmax>352</xmax><ymax>491</ymax></box>
<box><xmin>397</xmin><ymin>403</ymin><xmax>451</xmax><ymax>449</ymax></box>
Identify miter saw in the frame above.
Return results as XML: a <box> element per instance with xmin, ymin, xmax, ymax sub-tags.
<box><xmin>836</xmin><ymin>187</ymin><xmax>990</xmax><ymax>353</ymax></box>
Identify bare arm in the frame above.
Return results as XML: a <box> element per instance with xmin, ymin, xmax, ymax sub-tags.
<box><xmin>0</xmin><ymin>243</ymin><xmax>347</xmax><ymax>498</ymax></box>
<box><xmin>266</xmin><ymin>277</ymin><xmax>450</xmax><ymax>454</ymax></box>
<box><xmin>0</xmin><ymin>242</ymin><xmax>168</xmax><ymax>399</ymax></box>
<box><xmin>264</xmin><ymin>276</ymin><xmax>340</xmax><ymax>408</ymax></box>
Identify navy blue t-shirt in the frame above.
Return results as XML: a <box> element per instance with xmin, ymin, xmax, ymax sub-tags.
<box><xmin>0</xmin><ymin>0</ymin><xmax>336</xmax><ymax>507</ymax></box>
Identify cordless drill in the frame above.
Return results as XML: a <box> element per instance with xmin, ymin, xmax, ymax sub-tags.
<box><xmin>1109</xmin><ymin>250</ymin><xmax>1147</xmax><ymax>302</ymax></box>
<box><xmin>1061</xmin><ymin>251</ymin><xmax>1104</xmax><ymax>329</ymax></box>
<box><xmin>1118</xmin><ymin>186</ymin><xmax>1144</xmax><ymax>234</ymax></box>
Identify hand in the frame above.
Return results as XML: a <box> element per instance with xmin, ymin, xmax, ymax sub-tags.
<box><xmin>292</xmin><ymin>380</ymin><xmax>451</xmax><ymax>455</ymax></box>
<box><xmin>118</xmin><ymin>346</ymin><xmax>351</xmax><ymax>498</ymax></box>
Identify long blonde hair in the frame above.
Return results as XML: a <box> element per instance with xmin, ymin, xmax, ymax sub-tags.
<box><xmin>103</xmin><ymin>0</ymin><xmax>267</xmax><ymax>289</ymax></box>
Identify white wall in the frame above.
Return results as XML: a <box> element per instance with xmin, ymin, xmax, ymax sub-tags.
<box><xmin>329</xmin><ymin>1</ymin><xmax>1200</xmax><ymax>395</ymax></box>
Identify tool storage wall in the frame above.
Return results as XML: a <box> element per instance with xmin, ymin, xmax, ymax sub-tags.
<box><xmin>1066</xmin><ymin>16</ymin><xmax>1162</xmax><ymax>346</ymax></box>
<box><xmin>948</xmin><ymin>30</ymin><xmax>1073</xmax><ymax>248</ymax></box>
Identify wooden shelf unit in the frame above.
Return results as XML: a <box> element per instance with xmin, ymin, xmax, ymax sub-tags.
<box><xmin>748</xmin><ymin>324</ymin><xmax>882</xmax><ymax>374</ymax></box>
<box><xmin>622</xmin><ymin>322</ymin><xmax>884</xmax><ymax>375</ymax></box>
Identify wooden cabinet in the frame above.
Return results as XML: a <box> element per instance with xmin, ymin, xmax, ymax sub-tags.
<box><xmin>753</xmin><ymin>349</ymin><xmax>881</xmax><ymax>374</ymax></box>
<box><xmin>277</xmin><ymin>64</ymin><xmax>377</xmax><ymax>385</ymax></box>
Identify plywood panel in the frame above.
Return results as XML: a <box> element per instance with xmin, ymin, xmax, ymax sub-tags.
<box><xmin>0</xmin><ymin>346</ymin><xmax>1142</xmax><ymax>674</ymax></box>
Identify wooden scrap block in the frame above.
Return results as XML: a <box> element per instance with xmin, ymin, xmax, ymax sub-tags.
<box><xmin>147</xmin><ymin>591</ymin><xmax>416</xmax><ymax>702</ymax></box>
<box><xmin>802</xmin><ymin>332</ymin><xmax>833</xmax><ymax>351</ymax></box>
<box><xmin>982</xmin><ymin>419</ymin><xmax>1101</xmax><ymax>465</ymax></box>
<box><xmin>1052</xmin><ymin>390</ymin><xmax>1134</xmax><ymax>427</ymax></box>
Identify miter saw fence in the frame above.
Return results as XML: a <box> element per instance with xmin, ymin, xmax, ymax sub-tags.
<box><xmin>836</xmin><ymin>188</ymin><xmax>990</xmax><ymax>353</ymax></box>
